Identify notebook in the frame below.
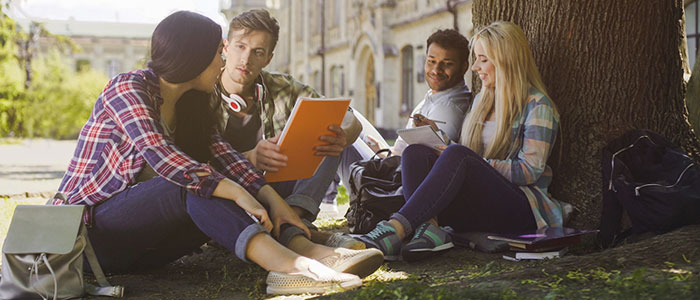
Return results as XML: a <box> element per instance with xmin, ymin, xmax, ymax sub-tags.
<box><xmin>396</xmin><ymin>125</ymin><xmax>447</xmax><ymax>149</ymax></box>
<box><xmin>264</xmin><ymin>97</ymin><xmax>351</xmax><ymax>182</ymax></box>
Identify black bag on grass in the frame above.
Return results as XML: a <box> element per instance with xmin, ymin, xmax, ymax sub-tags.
<box><xmin>598</xmin><ymin>129</ymin><xmax>700</xmax><ymax>248</ymax></box>
<box><xmin>345</xmin><ymin>149</ymin><xmax>405</xmax><ymax>234</ymax></box>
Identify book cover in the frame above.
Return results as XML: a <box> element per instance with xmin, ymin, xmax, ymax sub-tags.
<box><xmin>264</xmin><ymin>97</ymin><xmax>351</xmax><ymax>182</ymax></box>
<box><xmin>488</xmin><ymin>227</ymin><xmax>598</xmax><ymax>250</ymax></box>
<box><xmin>515</xmin><ymin>247</ymin><xmax>568</xmax><ymax>260</ymax></box>
<box><xmin>396</xmin><ymin>125</ymin><xmax>447</xmax><ymax>149</ymax></box>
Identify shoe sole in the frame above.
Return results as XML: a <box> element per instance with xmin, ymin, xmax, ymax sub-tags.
<box><xmin>266</xmin><ymin>277</ymin><xmax>362</xmax><ymax>295</ymax></box>
<box><xmin>401</xmin><ymin>242</ymin><xmax>455</xmax><ymax>262</ymax></box>
<box><xmin>405</xmin><ymin>242</ymin><xmax>455</xmax><ymax>252</ymax></box>
<box><xmin>341</xmin><ymin>240</ymin><xmax>367</xmax><ymax>250</ymax></box>
<box><xmin>334</xmin><ymin>249</ymin><xmax>385</xmax><ymax>278</ymax></box>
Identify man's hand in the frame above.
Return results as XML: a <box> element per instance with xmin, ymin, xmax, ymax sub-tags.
<box><xmin>246</xmin><ymin>136</ymin><xmax>288</xmax><ymax>172</ymax></box>
<box><xmin>412</xmin><ymin>113</ymin><xmax>440</xmax><ymax>132</ymax></box>
<box><xmin>314</xmin><ymin>125</ymin><xmax>346</xmax><ymax>156</ymax></box>
<box><xmin>258</xmin><ymin>185</ymin><xmax>311</xmax><ymax>239</ymax></box>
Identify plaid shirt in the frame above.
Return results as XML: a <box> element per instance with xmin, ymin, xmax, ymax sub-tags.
<box><xmin>55</xmin><ymin>69</ymin><xmax>266</xmax><ymax>221</ymax></box>
<box><xmin>213</xmin><ymin>70</ymin><xmax>321</xmax><ymax>138</ymax></box>
<box><xmin>476</xmin><ymin>87</ymin><xmax>562</xmax><ymax>229</ymax></box>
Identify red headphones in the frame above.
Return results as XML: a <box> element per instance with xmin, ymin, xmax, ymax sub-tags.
<box><xmin>221</xmin><ymin>83</ymin><xmax>264</xmax><ymax>112</ymax></box>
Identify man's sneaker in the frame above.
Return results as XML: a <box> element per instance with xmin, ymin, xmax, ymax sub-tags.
<box><xmin>354</xmin><ymin>221</ymin><xmax>402</xmax><ymax>261</ymax></box>
<box><xmin>319</xmin><ymin>248</ymin><xmax>384</xmax><ymax>278</ymax></box>
<box><xmin>400</xmin><ymin>223</ymin><xmax>454</xmax><ymax>262</ymax></box>
<box><xmin>265</xmin><ymin>258</ymin><xmax>362</xmax><ymax>295</ymax></box>
<box><xmin>325</xmin><ymin>232</ymin><xmax>366</xmax><ymax>250</ymax></box>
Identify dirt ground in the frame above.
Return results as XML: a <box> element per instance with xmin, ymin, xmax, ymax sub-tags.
<box><xmin>83</xmin><ymin>223</ymin><xmax>700</xmax><ymax>300</ymax></box>
<box><xmin>2</xmin><ymin>140</ymin><xmax>699</xmax><ymax>299</ymax></box>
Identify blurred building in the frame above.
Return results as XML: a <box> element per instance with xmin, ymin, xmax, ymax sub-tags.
<box><xmin>221</xmin><ymin>0</ymin><xmax>473</xmax><ymax>131</ymax></box>
<box><xmin>19</xmin><ymin>18</ymin><xmax>154</xmax><ymax>78</ymax></box>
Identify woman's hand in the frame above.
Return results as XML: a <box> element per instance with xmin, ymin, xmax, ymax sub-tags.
<box><xmin>213</xmin><ymin>178</ymin><xmax>273</xmax><ymax>232</ymax></box>
<box><xmin>258</xmin><ymin>185</ymin><xmax>311</xmax><ymax>239</ymax></box>
<box><xmin>435</xmin><ymin>144</ymin><xmax>448</xmax><ymax>155</ymax></box>
<box><xmin>234</xmin><ymin>194</ymin><xmax>273</xmax><ymax>232</ymax></box>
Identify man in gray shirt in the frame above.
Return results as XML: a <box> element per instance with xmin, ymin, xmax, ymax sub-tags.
<box><xmin>331</xmin><ymin>29</ymin><xmax>472</xmax><ymax>199</ymax></box>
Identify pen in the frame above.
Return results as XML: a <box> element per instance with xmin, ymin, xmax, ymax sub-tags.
<box><xmin>411</xmin><ymin>115</ymin><xmax>447</xmax><ymax>124</ymax></box>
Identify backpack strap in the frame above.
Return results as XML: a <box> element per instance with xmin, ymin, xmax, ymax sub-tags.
<box><xmin>81</xmin><ymin>225</ymin><xmax>124</xmax><ymax>298</ymax></box>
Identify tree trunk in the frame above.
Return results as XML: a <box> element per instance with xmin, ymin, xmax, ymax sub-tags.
<box><xmin>472</xmin><ymin>0</ymin><xmax>700</xmax><ymax>229</ymax></box>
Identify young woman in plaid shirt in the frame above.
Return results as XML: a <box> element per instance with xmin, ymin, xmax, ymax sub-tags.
<box><xmin>55</xmin><ymin>11</ymin><xmax>381</xmax><ymax>294</ymax></box>
<box><xmin>358</xmin><ymin>21</ymin><xmax>562</xmax><ymax>262</ymax></box>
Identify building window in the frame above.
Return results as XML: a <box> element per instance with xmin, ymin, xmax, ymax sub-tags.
<box><xmin>312</xmin><ymin>70</ymin><xmax>321</xmax><ymax>92</ymax></box>
<box><xmin>75</xmin><ymin>59</ymin><xmax>91</xmax><ymax>72</ymax></box>
<box><xmin>687</xmin><ymin>0</ymin><xmax>699</xmax><ymax>69</ymax></box>
<box><xmin>295</xmin><ymin>1</ymin><xmax>303</xmax><ymax>41</ymax></box>
<box><xmin>332</xmin><ymin>0</ymin><xmax>341</xmax><ymax>27</ymax></box>
<box><xmin>106</xmin><ymin>59</ymin><xmax>122</xmax><ymax>78</ymax></box>
<box><xmin>330</xmin><ymin>65</ymin><xmax>345</xmax><ymax>97</ymax></box>
<box><xmin>401</xmin><ymin>46</ymin><xmax>414</xmax><ymax>114</ymax></box>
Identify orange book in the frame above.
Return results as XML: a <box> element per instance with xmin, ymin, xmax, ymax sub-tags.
<box><xmin>264</xmin><ymin>97</ymin><xmax>351</xmax><ymax>182</ymax></box>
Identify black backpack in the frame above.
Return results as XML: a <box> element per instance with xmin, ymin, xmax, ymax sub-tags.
<box><xmin>598</xmin><ymin>129</ymin><xmax>700</xmax><ymax>248</ymax></box>
<box><xmin>345</xmin><ymin>150</ymin><xmax>405</xmax><ymax>234</ymax></box>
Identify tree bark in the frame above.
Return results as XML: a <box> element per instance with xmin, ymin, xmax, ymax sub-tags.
<box><xmin>472</xmin><ymin>0</ymin><xmax>700</xmax><ymax>228</ymax></box>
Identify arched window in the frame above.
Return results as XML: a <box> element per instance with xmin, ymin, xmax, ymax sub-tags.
<box><xmin>687</xmin><ymin>0</ymin><xmax>699</xmax><ymax>68</ymax></box>
<box><xmin>400</xmin><ymin>45</ymin><xmax>414</xmax><ymax>114</ymax></box>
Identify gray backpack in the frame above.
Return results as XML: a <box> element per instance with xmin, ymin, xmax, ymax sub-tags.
<box><xmin>0</xmin><ymin>203</ymin><xmax>124</xmax><ymax>300</ymax></box>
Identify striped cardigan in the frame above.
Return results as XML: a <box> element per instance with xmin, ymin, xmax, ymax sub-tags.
<box><xmin>475</xmin><ymin>87</ymin><xmax>562</xmax><ymax>228</ymax></box>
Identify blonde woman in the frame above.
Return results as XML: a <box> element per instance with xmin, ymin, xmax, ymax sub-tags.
<box><xmin>357</xmin><ymin>21</ymin><xmax>562</xmax><ymax>262</ymax></box>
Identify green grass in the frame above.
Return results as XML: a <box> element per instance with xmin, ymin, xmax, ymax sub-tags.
<box><xmin>0</xmin><ymin>197</ymin><xmax>45</xmax><ymax>260</ymax></box>
<box><xmin>0</xmin><ymin>138</ymin><xmax>22</xmax><ymax>145</ymax></box>
<box><xmin>322</xmin><ymin>263</ymin><xmax>700</xmax><ymax>300</ymax></box>
<box><xmin>336</xmin><ymin>185</ymin><xmax>349</xmax><ymax>206</ymax></box>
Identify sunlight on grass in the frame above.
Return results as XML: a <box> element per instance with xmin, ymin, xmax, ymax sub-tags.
<box><xmin>0</xmin><ymin>197</ymin><xmax>46</xmax><ymax>262</ymax></box>
<box><xmin>313</xmin><ymin>217</ymin><xmax>348</xmax><ymax>231</ymax></box>
<box><xmin>364</xmin><ymin>264</ymin><xmax>409</xmax><ymax>282</ymax></box>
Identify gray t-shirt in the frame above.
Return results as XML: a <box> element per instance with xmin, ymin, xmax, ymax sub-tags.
<box><xmin>392</xmin><ymin>83</ymin><xmax>472</xmax><ymax>155</ymax></box>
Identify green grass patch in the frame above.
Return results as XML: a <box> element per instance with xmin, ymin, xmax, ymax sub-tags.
<box><xmin>313</xmin><ymin>217</ymin><xmax>348</xmax><ymax>231</ymax></box>
<box><xmin>0</xmin><ymin>197</ymin><xmax>45</xmax><ymax>260</ymax></box>
<box><xmin>336</xmin><ymin>185</ymin><xmax>349</xmax><ymax>206</ymax></box>
<box><xmin>519</xmin><ymin>267</ymin><xmax>700</xmax><ymax>299</ymax></box>
<box><xmin>0</xmin><ymin>138</ymin><xmax>22</xmax><ymax>145</ymax></box>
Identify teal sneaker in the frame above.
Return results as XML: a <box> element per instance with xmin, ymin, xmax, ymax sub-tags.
<box><xmin>355</xmin><ymin>221</ymin><xmax>402</xmax><ymax>261</ymax></box>
<box><xmin>401</xmin><ymin>223</ymin><xmax>454</xmax><ymax>262</ymax></box>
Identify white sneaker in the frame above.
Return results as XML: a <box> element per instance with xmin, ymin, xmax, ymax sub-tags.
<box><xmin>318</xmin><ymin>248</ymin><xmax>384</xmax><ymax>278</ymax></box>
<box><xmin>265</xmin><ymin>258</ymin><xmax>362</xmax><ymax>295</ymax></box>
<box><xmin>325</xmin><ymin>232</ymin><xmax>367</xmax><ymax>250</ymax></box>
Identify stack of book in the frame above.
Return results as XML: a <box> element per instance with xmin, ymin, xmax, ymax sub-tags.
<box><xmin>487</xmin><ymin>227</ymin><xmax>598</xmax><ymax>261</ymax></box>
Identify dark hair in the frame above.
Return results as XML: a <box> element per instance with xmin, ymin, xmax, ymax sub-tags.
<box><xmin>228</xmin><ymin>9</ymin><xmax>280</xmax><ymax>52</ymax></box>
<box><xmin>148</xmin><ymin>11</ymin><xmax>222</xmax><ymax>83</ymax></box>
<box><xmin>148</xmin><ymin>11</ymin><xmax>221</xmax><ymax>163</ymax></box>
<box><xmin>426</xmin><ymin>29</ymin><xmax>470</xmax><ymax>66</ymax></box>
<box><xmin>175</xmin><ymin>90</ymin><xmax>214</xmax><ymax>163</ymax></box>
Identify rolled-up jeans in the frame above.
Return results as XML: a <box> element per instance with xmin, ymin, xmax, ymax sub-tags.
<box><xmin>270</xmin><ymin>155</ymin><xmax>343</xmax><ymax>245</ymax></box>
<box><xmin>87</xmin><ymin>177</ymin><xmax>267</xmax><ymax>274</ymax></box>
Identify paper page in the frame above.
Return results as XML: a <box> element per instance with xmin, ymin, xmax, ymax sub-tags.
<box><xmin>396</xmin><ymin>125</ymin><xmax>446</xmax><ymax>149</ymax></box>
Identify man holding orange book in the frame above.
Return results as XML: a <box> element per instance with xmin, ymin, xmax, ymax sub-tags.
<box><xmin>212</xmin><ymin>9</ymin><xmax>363</xmax><ymax>249</ymax></box>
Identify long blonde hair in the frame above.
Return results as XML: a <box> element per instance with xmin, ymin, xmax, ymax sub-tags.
<box><xmin>461</xmin><ymin>21</ymin><xmax>551</xmax><ymax>159</ymax></box>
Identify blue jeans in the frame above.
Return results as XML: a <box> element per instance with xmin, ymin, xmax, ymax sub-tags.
<box><xmin>270</xmin><ymin>155</ymin><xmax>343</xmax><ymax>223</ymax></box>
<box><xmin>392</xmin><ymin>144</ymin><xmax>537</xmax><ymax>235</ymax></box>
<box><xmin>87</xmin><ymin>177</ymin><xmax>266</xmax><ymax>274</ymax></box>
